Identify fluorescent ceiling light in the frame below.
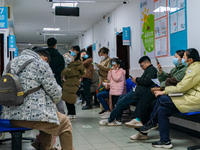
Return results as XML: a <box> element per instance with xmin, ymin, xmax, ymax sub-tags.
<box><xmin>52</xmin><ymin>2</ymin><xmax>78</xmax><ymax>9</ymax></box>
<box><xmin>43</xmin><ymin>28</ymin><xmax>60</xmax><ymax>31</ymax></box>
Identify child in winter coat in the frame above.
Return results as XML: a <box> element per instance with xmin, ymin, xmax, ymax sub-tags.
<box><xmin>102</xmin><ymin>58</ymin><xmax>126</xmax><ymax>119</ymax></box>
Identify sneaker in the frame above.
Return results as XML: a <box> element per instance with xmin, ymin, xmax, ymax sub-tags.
<box><xmin>72</xmin><ymin>115</ymin><xmax>77</xmax><ymax>119</ymax></box>
<box><xmin>82</xmin><ymin>105</ymin><xmax>91</xmax><ymax>110</ymax></box>
<box><xmin>76</xmin><ymin>99</ymin><xmax>82</xmax><ymax>104</ymax></box>
<box><xmin>139</xmin><ymin>121</ymin><xmax>158</xmax><ymax>133</ymax></box>
<box><xmin>101</xmin><ymin>111</ymin><xmax>106</xmax><ymax>116</ymax></box>
<box><xmin>67</xmin><ymin>115</ymin><xmax>73</xmax><ymax>119</ymax></box>
<box><xmin>99</xmin><ymin>110</ymin><xmax>105</xmax><ymax>114</ymax></box>
<box><xmin>125</xmin><ymin>119</ymin><xmax>143</xmax><ymax>128</ymax></box>
<box><xmin>99</xmin><ymin>119</ymin><xmax>109</xmax><ymax>125</ymax></box>
<box><xmin>152</xmin><ymin>140</ymin><xmax>173</xmax><ymax>149</ymax></box>
<box><xmin>101</xmin><ymin>112</ymin><xmax>111</xmax><ymax>119</ymax></box>
<box><xmin>130</xmin><ymin>132</ymin><xmax>148</xmax><ymax>140</ymax></box>
<box><xmin>107</xmin><ymin>120</ymin><xmax>122</xmax><ymax>126</ymax></box>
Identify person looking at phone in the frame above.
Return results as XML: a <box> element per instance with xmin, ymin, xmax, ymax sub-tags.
<box><xmin>126</xmin><ymin>50</ymin><xmax>188</xmax><ymax>141</ymax></box>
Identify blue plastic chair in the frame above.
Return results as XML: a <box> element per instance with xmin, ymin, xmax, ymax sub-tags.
<box><xmin>0</xmin><ymin>106</ymin><xmax>34</xmax><ymax>150</ymax></box>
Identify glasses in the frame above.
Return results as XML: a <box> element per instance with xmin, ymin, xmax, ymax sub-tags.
<box><xmin>140</xmin><ymin>62</ymin><xmax>146</xmax><ymax>68</ymax></box>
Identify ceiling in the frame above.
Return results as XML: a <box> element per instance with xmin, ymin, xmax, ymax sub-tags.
<box><xmin>5</xmin><ymin>0</ymin><xmax>130</xmax><ymax>50</ymax></box>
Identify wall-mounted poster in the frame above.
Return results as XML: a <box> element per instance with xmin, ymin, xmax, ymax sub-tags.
<box><xmin>160</xmin><ymin>17</ymin><xmax>167</xmax><ymax>36</ymax></box>
<box><xmin>178</xmin><ymin>9</ymin><xmax>185</xmax><ymax>31</ymax></box>
<box><xmin>140</xmin><ymin>0</ymin><xmax>155</xmax><ymax>58</ymax></box>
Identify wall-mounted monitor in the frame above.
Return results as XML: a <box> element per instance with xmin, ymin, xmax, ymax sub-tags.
<box><xmin>55</xmin><ymin>6</ymin><xmax>79</xmax><ymax>17</ymax></box>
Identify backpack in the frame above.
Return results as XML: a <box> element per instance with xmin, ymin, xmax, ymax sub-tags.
<box><xmin>0</xmin><ymin>58</ymin><xmax>41</xmax><ymax>106</ymax></box>
<box><xmin>96</xmin><ymin>82</ymin><xmax>106</xmax><ymax>95</ymax></box>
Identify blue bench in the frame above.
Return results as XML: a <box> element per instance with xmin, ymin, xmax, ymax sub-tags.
<box><xmin>0</xmin><ymin>106</ymin><xmax>34</xmax><ymax>150</ymax></box>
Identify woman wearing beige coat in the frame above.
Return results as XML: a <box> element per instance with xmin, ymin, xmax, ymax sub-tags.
<box><xmin>139</xmin><ymin>48</ymin><xmax>200</xmax><ymax>149</ymax></box>
<box><xmin>96</xmin><ymin>47</ymin><xmax>111</xmax><ymax>113</ymax></box>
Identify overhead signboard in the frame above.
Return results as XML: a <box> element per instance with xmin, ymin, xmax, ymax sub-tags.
<box><xmin>123</xmin><ymin>27</ymin><xmax>131</xmax><ymax>46</ymax></box>
<box><xmin>0</xmin><ymin>7</ymin><xmax>8</xmax><ymax>28</ymax></box>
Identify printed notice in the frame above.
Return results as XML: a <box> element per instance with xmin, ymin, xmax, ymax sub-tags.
<box><xmin>160</xmin><ymin>17</ymin><xmax>167</xmax><ymax>36</ymax></box>
<box><xmin>155</xmin><ymin>39</ymin><xmax>161</xmax><ymax>56</ymax></box>
<box><xmin>178</xmin><ymin>0</ymin><xmax>185</xmax><ymax>9</ymax></box>
<box><xmin>155</xmin><ymin>20</ymin><xmax>160</xmax><ymax>38</ymax></box>
<box><xmin>170</xmin><ymin>0</ymin><xmax>178</xmax><ymax>12</ymax></box>
<box><xmin>160</xmin><ymin>0</ymin><xmax>167</xmax><ymax>17</ymax></box>
<box><xmin>178</xmin><ymin>9</ymin><xmax>185</xmax><ymax>31</ymax></box>
<box><xmin>154</xmin><ymin>1</ymin><xmax>160</xmax><ymax>20</ymax></box>
<box><xmin>170</xmin><ymin>12</ymin><xmax>178</xmax><ymax>34</ymax></box>
<box><xmin>161</xmin><ymin>36</ymin><xmax>167</xmax><ymax>55</ymax></box>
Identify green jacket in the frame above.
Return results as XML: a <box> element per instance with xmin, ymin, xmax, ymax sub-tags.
<box><xmin>61</xmin><ymin>60</ymin><xmax>86</xmax><ymax>104</ymax></box>
<box><xmin>158</xmin><ymin>64</ymin><xmax>187</xmax><ymax>88</ymax></box>
<box><xmin>164</xmin><ymin>62</ymin><xmax>200</xmax><ymax>113</ymax></box>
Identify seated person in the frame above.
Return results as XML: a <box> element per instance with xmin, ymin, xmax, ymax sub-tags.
<box><xmin>100</xmin><ymin>58</ymin><xmax>126</xmax><ymax>119</ymax></box>
<box><xmin>99</xmin><ymin>56</ymin><xmax>157</xmax><ymax>126</ymax></box>
<box><xmin>0</xmin><ymin>48</ymin><xmax>74</xmax><ymax>150</ymax></box>
<box><xmin>126</xmin><ymin>50</ymin><xmax>187</xmax><ymax>140</ymax></box>
<box><xmin>139</xmin><ymin>48</ymin><xmax>200</xmax><ymax>149</ymax></box>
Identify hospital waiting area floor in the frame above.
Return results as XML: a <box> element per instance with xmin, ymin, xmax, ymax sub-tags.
<box><xmin>0</xmin><ymin>103</ymin><xmax>200</xmax><ymax>150</ymax></box>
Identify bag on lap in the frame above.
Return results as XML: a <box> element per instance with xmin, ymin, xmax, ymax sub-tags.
<box><xmin>0</xmin><ymin>59</ymin><xmax>41</xmax><ymax>106</ymax></box>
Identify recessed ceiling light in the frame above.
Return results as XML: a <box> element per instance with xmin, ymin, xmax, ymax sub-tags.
<box><xmin>52</xmin><ymin>3</ymin><xmax>78</xmax><ymax>9</ymax></box>
<box><xmin>43</xmin><ymin>28</ymin><xmax>60</xmax><ymax>31</ymax></box>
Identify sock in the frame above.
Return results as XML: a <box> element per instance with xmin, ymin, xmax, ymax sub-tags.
<box><xmin>136</xmin><ymin>118</ymin><xmax>141</xmax><ymax>122</ymax></box>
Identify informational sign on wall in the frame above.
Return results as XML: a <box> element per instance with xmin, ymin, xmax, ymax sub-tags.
<box><xmin>9</xmin><ymin>35</ymin><xmax>16</xmax><ymax>51</ymax></box>
<box><xmin>154</xmin><ymin>0</ymin><xmax>169</xmax><ymax>57</ymax></box>
<box><xmin>123</xmin><ymin>27</ymin><xmax>131</xmax><ymax>46</ymax></box>
<box><xmin>169</xmin><ymin>0</ymin><xmax>187</xmax><ymax>55</ymax></box>
<box><xmin>0</xmin><ymin>7</ymin><xmax>8</xmax><ymax>29</ymax></box>
<box><xmin>14</xmin><ymin>47</ymin><xmax>18</xmax><ymax>58</ymax></box>
<box><xmin>140</xmin><ymin>0</ymin><xmax>155</xmax><ymax>58</ymax></box>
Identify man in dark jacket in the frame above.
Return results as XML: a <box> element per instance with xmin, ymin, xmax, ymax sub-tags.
<box><xmin>46</xmin><ymin>37</ymin><xmax>66</xmax><ymax>114</ymax></box>
<box><xmin>99</xmin><ymin>56</ymin><xmax>157</xmax><ymax>126</ymax></box>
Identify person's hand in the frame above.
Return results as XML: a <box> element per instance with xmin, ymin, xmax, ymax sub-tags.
<box><xmin>132</xmin><ymin>77</ymin><xmax>137</xmax><ymax>84</ymax></box>
<box><xmin>154</xmin><ymin>91</ymin><xmax>164</xmax><ymax>97</ymax></box>
<box><xmin>157</xmin><ymin>64</ymin><xmax>162</xmax><ymax>74</ymax></box>
<box><xmin>81</xmin><ymin>52</ymin><xmax>86</xmax><ymax>58</ymax></box>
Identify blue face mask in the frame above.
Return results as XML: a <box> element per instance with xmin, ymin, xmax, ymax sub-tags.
<box><xmin>83</xmin><ymin>54</ymin><xmax>89</xmax><ymax>59</ymax></box>
<box><xmin>173</xmin><ymin>58</ymin><xmax>180</xmax><ymax>66</ymax></box>
<box><xmin>112</xmin><ymin>62</ymin><xmax>116</xmax><ymax>65</ymax></box>
<box><xmin>181</xmin><ymin>58</ymin><xmax>188</xmax><ymax>67</ymax></box>
<box><xmin>70</xmin><ymin>51</ymin><xmax>76</xmax><ymax>57</ymax></box>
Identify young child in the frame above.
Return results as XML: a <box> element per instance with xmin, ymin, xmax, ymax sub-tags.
<box><xmin>102</xmin><ymin>58</ymin><xmax>126</xmax><ymax>119</ymax></box>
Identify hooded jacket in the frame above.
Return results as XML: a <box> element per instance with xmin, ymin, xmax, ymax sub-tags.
<box><xmin>1</xmin><ymin>49</ymin><xmax>62</xmax><ymax>125</ymax></box>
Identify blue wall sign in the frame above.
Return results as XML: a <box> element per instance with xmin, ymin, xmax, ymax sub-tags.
<box><xmin>0</xmin><ymin>7</ymin><xmax>8</xmax><ymax>28</ymax></box>
<box><xmin>9</xmin><ymin>35</ymin><xmax>16</xmax><ymax>51</ymax></box>
<box><xmin>93</xmin><ymin>43</ymin><xmax>96</xmax><ymax>51</ymax></box>
<box><xmin>123</xmin><ymin>27</ymin><xmax>131</xmax><ymax>46</ymax></box>
<box><xmin>14</xmin><ymin>47</ymin><xmax>18</xmax><ymax>58</ymax></box>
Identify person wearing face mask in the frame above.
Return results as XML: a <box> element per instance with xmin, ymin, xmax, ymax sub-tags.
<box><xmin>156</xmin><ymin>50</ymin><xmax>187</xmax><ymax>88</ymax></box>
<box><xmin>96</xmin><ymin>47</ymin><xmax>111</xmax><ymax>114</ymax></box>
<box><xmin>100</xmin><ymin>58</ymin><xmax>126</xmax><ymax>119</ymax></box>
<box><xmin>80</xmin><ymin>50</ymin><xmax>94</xmax><ymax>110</ymax></box>
<box><xmin>61</xmin><ymin>46</ymin><xmax>86</xmax><ymax>119</ymax></box>
<box><xmin>126</xmin><ymin>50</ymin><xmax>187</xmax><ymax>141</ymax></box>
<box><xmin>139</xmin><ymin>48</ymin><xmax>200</xmax><ymax>149</ymax></box>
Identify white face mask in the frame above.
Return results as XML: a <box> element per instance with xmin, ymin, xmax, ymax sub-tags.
<box><xmin>100</xmin><ymin>56</ymin><xmax>105</xmax><ymax>61</ymax></box>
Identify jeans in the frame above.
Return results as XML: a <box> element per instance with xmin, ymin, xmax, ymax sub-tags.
<box><xmin>83</xmin><ymin>78</ymin><xmax>92</xmax><ymax>106</ymax></box>
<box><xmin>108</xmin><ymin>91</ymin><xmax>138</xmax><ymax>122</ymax></box>
<box><xmin>150</xmin><ymin>95</ymin><xmax>180</xmax><ymax>142</ymax></box>
<box><xmin>97</xmin><ymin>91</ymin><xmax>109</xmax><ymax>111</ymax></box>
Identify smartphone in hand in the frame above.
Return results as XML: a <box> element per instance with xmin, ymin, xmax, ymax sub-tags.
<box><xmin>156</xmin><ymin>58</ymin><xmax>162</xmax><ymax>69</ymax></box>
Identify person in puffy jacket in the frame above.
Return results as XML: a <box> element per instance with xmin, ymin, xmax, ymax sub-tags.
<box><xmin>101</xmin><ymin>58</ymin><xmax>126</xmax><ymax>119</ymax></box>
<box><xmin>80</xmin><ymin>50</ymin><xmax>94</xmax><ymax>110</ymax></box>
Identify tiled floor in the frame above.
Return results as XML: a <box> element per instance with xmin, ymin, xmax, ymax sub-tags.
<box><xmin>0</xmin><ymin>103</ymin><xmax>200</xmax><ymax>150</ymax></box>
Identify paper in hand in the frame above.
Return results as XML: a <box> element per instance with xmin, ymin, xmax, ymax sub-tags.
<box><xmin>151</xmin><ymin>78</ymin><xmax>160</xmax><ymax>86</ymax></box>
